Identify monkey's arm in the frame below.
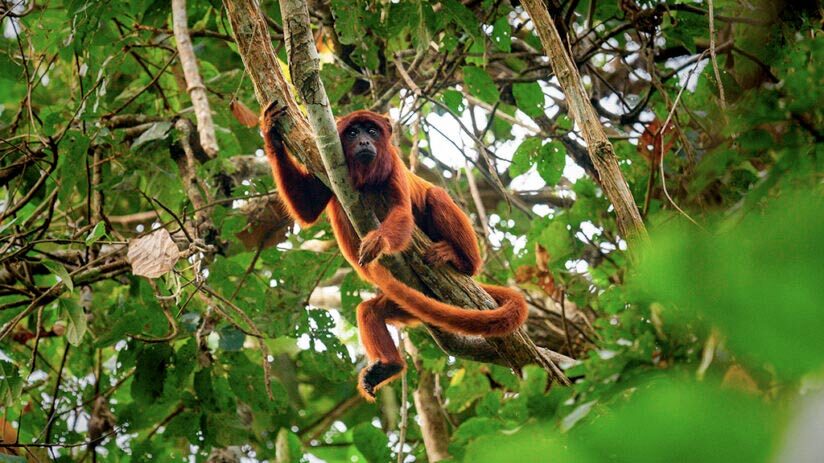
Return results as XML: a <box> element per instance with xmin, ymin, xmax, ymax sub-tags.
<box><xmin>262</xmin><ymin>106</ymin><xmax>332</xmax><ymax>226</ymax></box>
<box><xmin>423</xmin><ymin>187</ymin><xmax>482</xmax><ymax>276</ymax></box>
<box><xmin>358</xmin><ymin>164</ymin><xmax>414</xmax><ymax>265</ymax></box>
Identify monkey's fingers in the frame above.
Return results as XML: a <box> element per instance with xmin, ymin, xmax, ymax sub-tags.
<box><xmin>424</xmin><ymin>241</ymin><xmax>460</xmax><ymax>268</ymax></box>
<box><xmin>261</xmin><ymin>101</ymin><xmax>289</xmax><ymax>132</ymax></box>
<box><xmin>358</xmin><ymin>232</ymin><xmax>386</xmax><ymax>267</ymax></box>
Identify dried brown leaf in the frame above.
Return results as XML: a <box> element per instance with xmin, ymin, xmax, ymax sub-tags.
<box><xmin>127</xmin><ymin>228</ymin><xmax>180</xmax><ymax>278</ymax></box>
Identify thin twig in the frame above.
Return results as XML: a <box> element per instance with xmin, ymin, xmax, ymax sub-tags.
<box><xmin>559</xmin><ymin>290</ymin><xmax>573</xmax><ymax>356</ymax></box>
<box><xmin>43</xmin><ymin>343</ymin><xmax>70</xmax><ymax>443</ymax></box>
<box><xmin>397</xmin><ymin>330</ymin><xmax>408</xmax><ymax>463</ymax></box>
<box><xmin>659</xmin><ymin>54</ymin><xmax>709</xmax><ymax>231</ymax></box>
<box><xmin>707</xmin><ymin>0</ymin><xmax>726</xmax><ymax>110</ymax></box>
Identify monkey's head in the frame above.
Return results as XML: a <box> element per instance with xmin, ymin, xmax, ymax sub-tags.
<box><xmin>337</xmin><ymin>110</ymin><xmax>395</xmax><ymax>189</ymax></box>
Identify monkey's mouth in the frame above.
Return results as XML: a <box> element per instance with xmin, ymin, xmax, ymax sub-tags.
<box><xmin>355</xmin><ymin>149</ymin><xmax>376</xmax><ymax>163</ymax></box>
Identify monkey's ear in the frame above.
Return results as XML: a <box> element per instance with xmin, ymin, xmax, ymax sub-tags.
<box><xmin>379</xmin><ymin>113</ymin><xmax>393</xmax><ymax>134</ymax></box>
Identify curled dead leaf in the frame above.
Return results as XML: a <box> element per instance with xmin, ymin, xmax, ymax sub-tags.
<box><xmin>236</xmin><ymin>194</ymin><xmax>292</xmax><ymax>250</ymax></box>
<box><xmin>127</xmin><ymin>228</ymin><xmax>180</xmax><ymax>278</ymax></box>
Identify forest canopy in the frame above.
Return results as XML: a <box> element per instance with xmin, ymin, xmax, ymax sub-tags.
<box><xmin>0</xmin><ymin>0</ymin><xmax>822</xmax><ymax>462</ymax></box>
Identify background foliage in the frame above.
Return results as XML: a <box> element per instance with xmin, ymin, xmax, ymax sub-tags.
<box><xmin>0</xmin><ymin>0</ymin><xmax>822</xmax><ymax>461</ymax></box>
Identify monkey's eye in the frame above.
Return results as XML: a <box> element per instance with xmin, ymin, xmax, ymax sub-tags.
<box><xmin>346</xmin><ymin>129</ymin><xmax>358</xmax><ymax>138</ymax></box>
<box><xmin>367</xmin><ymin>127</ymin><xmax>379</xmax><ymax>137</ymax></box>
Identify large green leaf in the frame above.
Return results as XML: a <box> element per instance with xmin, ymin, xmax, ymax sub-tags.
<box><xmin>353</xmin><ymin>422</ymin><xmax>392</xmax><ymax>463</ymax></box>
<box><xmin>59</xmin><ymin>297</ymin><xmax>86</xmax><ymax>345</ymax></box>
<box><xmin>512</xmin><ymin>82</ymin><xmax>545</xmax><ymax>118</ymax></box>
<box><xmin>462</xmin><ymin>66</ymin><xmax>499</xmax><ymax>105</ymax></box>
<box><xmin>0</xmin><ymin>361</ymin><xmax>23</xmax><ymax>408</ymax></box>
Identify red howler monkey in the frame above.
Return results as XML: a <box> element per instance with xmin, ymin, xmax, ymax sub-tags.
<box><xmin>261</xmin><ymin>104</ymin><xmax>528</xmax><ymax>400</ymax></box>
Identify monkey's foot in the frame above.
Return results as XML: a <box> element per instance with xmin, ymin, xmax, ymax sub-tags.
<box><xmin>358</xmin><ymin>361</ymin><xmax>404</xmax><ymax>401</ymax></box>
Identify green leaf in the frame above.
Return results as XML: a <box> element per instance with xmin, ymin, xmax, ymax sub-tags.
<box><xmin>0</xmin><ymin>217</ymin><xmax>18</xmax><ymax>235</ymax></box>
<box><xmin>205</xmin><ymin>411</ymin><xmax>247</xmax><ymax>447</ymax></box>
<box><xmin>413</xmin><ymin>1</ymin><xmax>435</xmax><ymax>52</ymax></box>
<box><xmin>0</xmin><ymin>454</ymin><xmax>28</xmax><ymax>463</ymax></box>
<box><xmin>43</xmin><ymin>260</ymin><xmax>73</xmax><ymax>292</ymax></box>
<box><xmin>218</xmin><ymin>326</ymin><xmax>245</xmax><ymax>351</ymax></box>
<box><xmin>57</xmin><ymin>131</ymin><xmax>90</xmax><ymax>206</ymax></box>
<box><xmin>132</xmin><ymin>344</ymin><xmax>173</xmax><ymax>402</ymax></box>
<box><xmin>442</xmin><ymin>89</ymin><xmax>466</xmax><ymax>114</ymax></box>
<box><xmin>509</xmin><ymin>137</ymin><xmax>542</xmax><ymax>178</ymax></box>
<box><xmin>276</xmin><ymin>428</ymin><xmax>303</xmax><ymax>463</ymax></box>
<box><xmin>130</xmin><ymin>121</ymin><xmax>171</xmax><ymax>151</ymax></box>
<box><xmin>462</xmin><ymin>66</ymin><xmax>499</xmax><ymax>105</ymax></box>
<box><xmin>330</xmin><ymin>0</ymin><xmax>362</xmax><ymax>45</ymax></box>
<box><xmin>173</xmin><ymin>339</ymin><xmax>197</xmax><ymax>388</ymax></box>
<box><xmin>512</xmin><ymin>82</ymin><xmax>545</xmax><ymax>118</ymax></box>
<box><xmin>445</xmin><ymin>367</ymin><xmax>490</xmax><ymax>413</ymax></box>
<box><xmin>0</xmin><ymin>360</ymin><xmax>23</xmax><ymax>408</ymax></box>
<box><xmin>537</xmin><ymin>218</ymin><xmax>573</xmax><ymax>262</ymax></box>
<box><xmin>537</xmin><ymin>141</ymin><xmax>566</xmax><ymax>185</ymax></box>
<box><xmin>60</xmin><ymin>298</ymin><xmax>86</xmax><ymax>345</ymax></box>
<box><xmin>442</xmin><ymin>0</ymin><xmax>481</xmax><ymax>39</ymax></box>
<box><xmin>556</xmin><ymin>114</ymin><xmax>573</xmax><ymax>131</ymax></box>
<box><xmin>452</xmin><ymin>417</ymin><xmax>504</xmax><ymax>451</ymax></box>
<box><xmin>85</xmin><ymin>221</ymin><xmax>107</xmax><ymax>246</ymax></box>
<box><xmin>561</xmin><ymin>400</ymin><xmax>597</xmax><ymax>432</ymax></box>
<box><xmin>165</xmin><ymin>410</ymin><xmax>200</xmax><ymax>441</ymax></box>
<box><xmin>321</xmin><ymin>65</ymin><xmax>356</xmax><ymax>106</ymax></box>
<box><xmin>491</xmin><ymin>16</ymin><xmax>512</xmax><ymax>52</ymax></box>
<box><xmin>352</xmin><ymin>423</ymin><xmax>392</xmax><ymax>463</ymax></box>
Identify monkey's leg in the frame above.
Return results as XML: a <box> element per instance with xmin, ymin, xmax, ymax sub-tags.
<box><xmin>423</xmin><ymin>187</ymin><xmax>482</xmax><ymax>275</ymax></box>
<box><xmin>356</xmin><ymin>294</ymin><xmax>411</xmax><ymax>401</ymax></box>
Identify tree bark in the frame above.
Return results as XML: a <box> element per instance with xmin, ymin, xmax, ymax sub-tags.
<box><xmin>520</xmin><ymin>0</ymin><xmax>648</xmax><ymax>246</ymax></box>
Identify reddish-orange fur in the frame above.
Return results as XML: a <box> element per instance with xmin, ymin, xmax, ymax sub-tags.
<box><xmin>261</xmin><ymin>106</ymin><xmax>528</xmax><ymax>400</ymax></box>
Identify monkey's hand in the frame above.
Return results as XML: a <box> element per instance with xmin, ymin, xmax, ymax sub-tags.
<box><xmin>358</xmin><ymin>231</ymin><xmax>388</xmax><ymax>267</ymax></box>
<box><xmin>424</xmin><ymin>241</ymin><xmax>460</xmax><ymax>267</ymax></box>
<box><xmin>261</xmin><ymin>101</ymin><xmax>289</xmax><ymax>147</ymax></box>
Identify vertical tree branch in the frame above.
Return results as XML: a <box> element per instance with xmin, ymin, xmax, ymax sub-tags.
<box><xmin>405</xmin><ymin>337</ymin><xmax>451</xmax><ymax>462</ymax></box>
<box><xmin>172</xmin><ymin>0</ymin><xmax>219</xmax><ymax>157</ymax></box>
<box><xmin>520</xmin><ymin>0</ymin><xmax>649</xmax><ymax>246</ymax></box>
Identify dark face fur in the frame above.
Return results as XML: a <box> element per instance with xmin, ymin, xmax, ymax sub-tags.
<box><xmin>342</xmin><ymin>121</ymin><xmax>382</xmax><ymax>165</ymax></box>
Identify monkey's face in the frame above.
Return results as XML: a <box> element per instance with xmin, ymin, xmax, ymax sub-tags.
<box><xmin>337</xmin><ymin>111</ymin><xmax>395</xmax><ymax>188</ymax></box>
<box><xmin>342</xmin><ymin>121</ymin><xmax>382</xmax><ymax>165</ymax></box>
